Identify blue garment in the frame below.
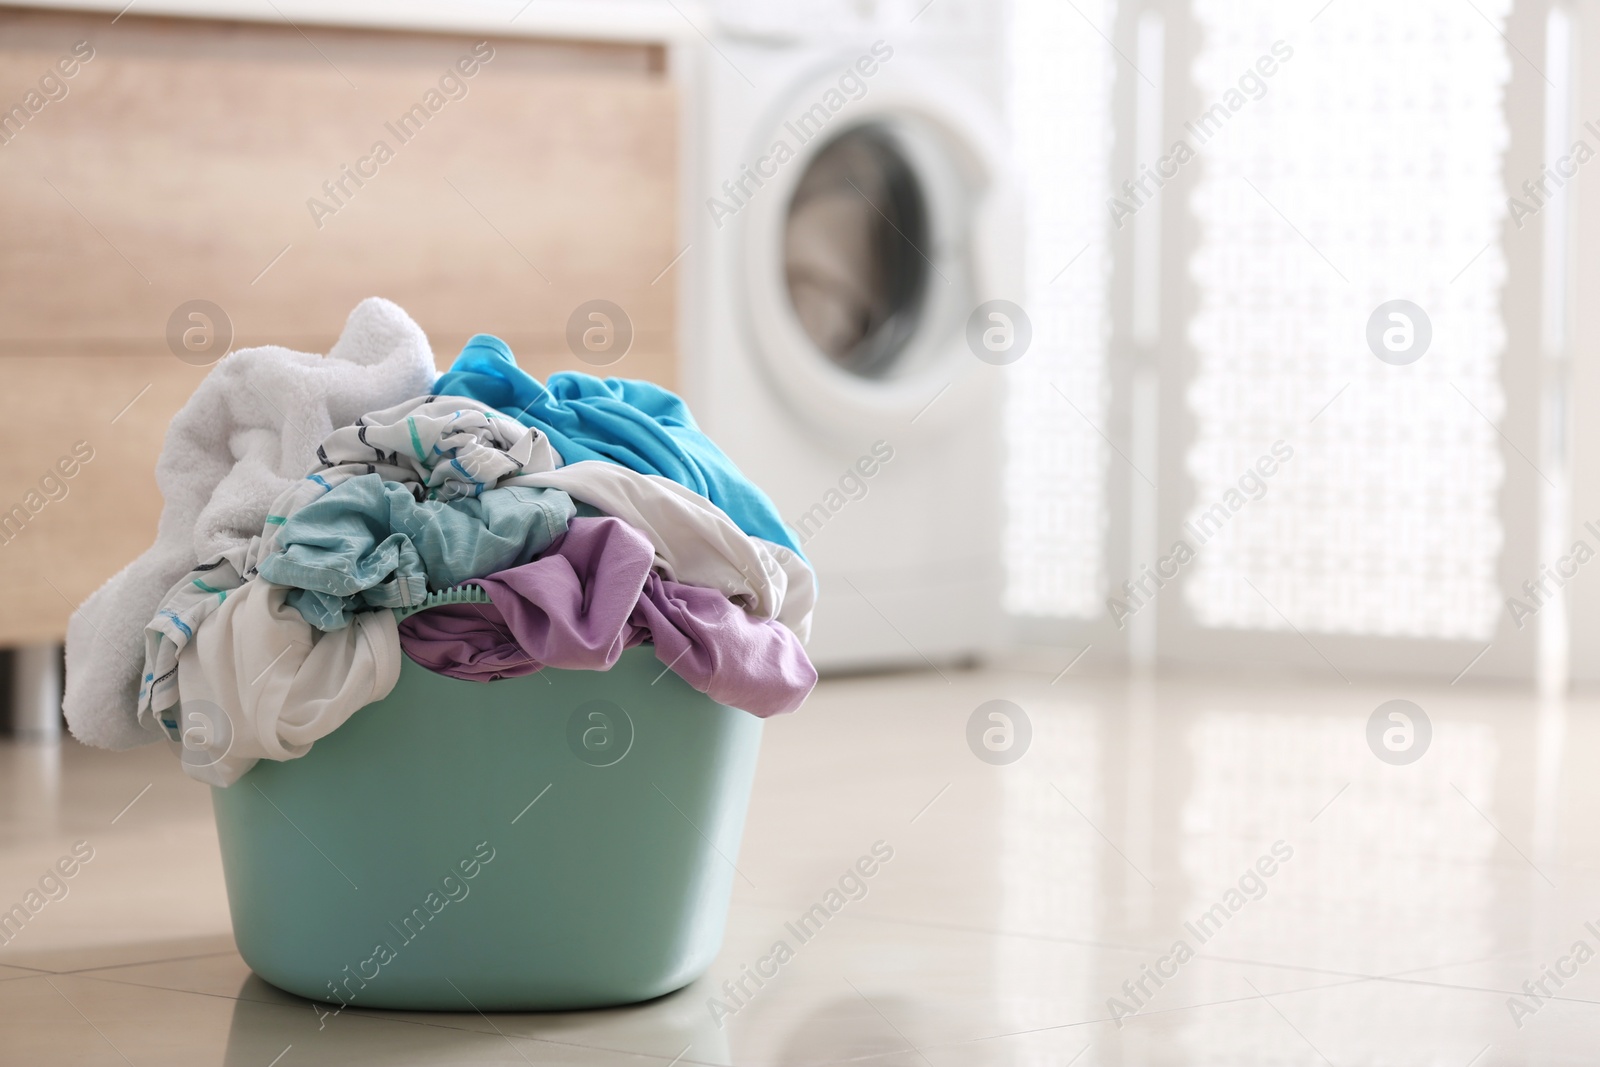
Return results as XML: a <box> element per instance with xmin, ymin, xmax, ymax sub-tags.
<box><xmin>432</xmin><ymin>335</ymin><xmax>804</xmax><ymax>557</ymax></box>
<box><xmin>256</xmin><ymin>474</ymin><xmax>575</xmax><ymax>630</ymax></box>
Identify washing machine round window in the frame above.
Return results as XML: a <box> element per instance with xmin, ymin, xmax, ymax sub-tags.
<box><xmin>738</xmin><ymin>63</ymin><xmax>1013</xmax><ymax>434</ymax></box>
<box><xmin>783</xmin><ymin>124</ymin><xmax>929</xmax><ymax>381</ymax></box>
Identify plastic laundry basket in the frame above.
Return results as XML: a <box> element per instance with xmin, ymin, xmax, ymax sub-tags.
<box><xmin>210</xmin><ymin>645</ymin><xmax>763</xmax><ymax>1011</ymax></box>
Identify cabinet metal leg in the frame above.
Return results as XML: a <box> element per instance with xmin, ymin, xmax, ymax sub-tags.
<box><xmin>6</xmin><ymin>643</ymin><xmax>63</xmax><ymax>743</ymax></box>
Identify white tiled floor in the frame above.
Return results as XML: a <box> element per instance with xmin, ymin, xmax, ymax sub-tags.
<box><xmin>4</xmin><ymin>666</ymin><xmax>1600</xmax><ymax>1065</ymax></box>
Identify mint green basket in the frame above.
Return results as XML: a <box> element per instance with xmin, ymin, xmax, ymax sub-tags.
<box><xmin>210</xmin><ymin>644</ymin><xmax>763</xmax><ymax>1011</ymax></box>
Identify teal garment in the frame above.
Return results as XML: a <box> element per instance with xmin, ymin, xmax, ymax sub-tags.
<box><xmin>433</xmin><ymin>335</ymin><xmax>806</xmax><ymax>558</ymax></box>
<box><xmin>256</xmin><ymin>474</ymin><xmax>575</xmax><ymax>631</ymax></box>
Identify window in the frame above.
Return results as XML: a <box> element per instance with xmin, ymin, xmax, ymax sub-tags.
<box><xmin>1183</xmin><ymin>0</ymin><xmax>1511</xmax><ymax>640</ymax></box>
<box><xmin>1005</xmin><ymin>0</ymin><xmax>1529</xmax><ymax>660</ymax></box>
<box><xmin>1003</xmin><ymin>0</ymin><xmax>1119</xmax><ymax>618</ymax></box>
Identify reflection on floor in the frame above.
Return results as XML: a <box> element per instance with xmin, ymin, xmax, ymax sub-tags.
<box><xmin>3</xmin><ymin>665</ymin><xmax>1599</xmax><ymax>1065</ymax></box>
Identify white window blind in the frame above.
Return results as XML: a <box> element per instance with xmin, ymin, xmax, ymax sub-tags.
<box><xmin>1003</xmin><ymin>0</ymin><xmax>1118</xmax><ymax>618</ymax></box>
<box><xmin>1183</xmin><ymin>0</ymin><xmax>1511</xmax><ymax>639</ymax></box>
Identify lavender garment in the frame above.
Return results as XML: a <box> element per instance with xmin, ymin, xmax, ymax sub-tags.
<box><xmin>622</xmin><ymin>575</ymin><xmax>816</xmax><ymax>716</ymax></box>
<box><xmin>405</xmin><ymin>515</ymin><xmax>653</xmax><ymax>677</ymax></box>
<box><xmin>397</xmin><ymin>517</ymin><xmax>815</xmax><ymax>716</ymax></box>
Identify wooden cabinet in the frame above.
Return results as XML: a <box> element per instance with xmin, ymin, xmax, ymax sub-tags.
<box><xmin>0</xmin><ymin>7</ymin><xmax>679</xmax><ymax>642</ymax></box>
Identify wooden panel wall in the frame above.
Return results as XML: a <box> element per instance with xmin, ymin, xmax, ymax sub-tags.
<box><xmin>0</xmin><ymin>7</ymin><xmax>678</xmax><ymax>643</ymax></box>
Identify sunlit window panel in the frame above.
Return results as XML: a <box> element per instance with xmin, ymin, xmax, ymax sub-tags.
<box><xmin>1183</xmin><ymin>0</ymin><xmax>1510</xmax><ymax>638</ymax></box>
<box><xmin>1003</xmin><ymin>0</ymin><xmax>1117</xmax><ymax>617</ymax></box>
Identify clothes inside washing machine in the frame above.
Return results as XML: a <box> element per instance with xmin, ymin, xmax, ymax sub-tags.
<box><xmin>784</xmin><ymin>124</ymin><xmax>929</xmax><ymax>379</ymax></box>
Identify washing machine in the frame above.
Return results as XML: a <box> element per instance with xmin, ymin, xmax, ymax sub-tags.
<box><xmin>677</xmin><ymin>0</ymin><xmax>1019</xmax><ymax>671</ymax></box>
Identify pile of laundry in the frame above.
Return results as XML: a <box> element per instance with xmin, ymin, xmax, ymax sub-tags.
<box><xmin>63</xmin><ymin>299</ymin><xmax>816</xmax><ymax>786</ymax></box>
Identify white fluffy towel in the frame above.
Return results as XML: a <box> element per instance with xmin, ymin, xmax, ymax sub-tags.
<box><xmin>64</xmin><ymin>298</ymin><xmax>439</xmax><ymax>749</ymax></box>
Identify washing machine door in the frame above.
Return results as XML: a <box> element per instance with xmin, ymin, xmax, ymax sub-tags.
<box><xmin>783</xmin><ymin>124</ymin><xmax>929</xmax><ymax>380</ymax></box>
<box><xmin>740</xmin><ymin>60</ymin><xmax>1015</xmax><ymax>434</ymax></box>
